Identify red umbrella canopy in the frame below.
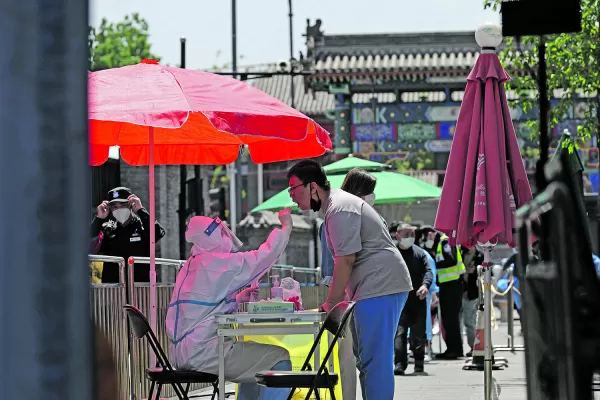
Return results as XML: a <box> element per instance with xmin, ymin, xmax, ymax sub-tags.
<box><xmin>88</xmin><ymin>60</ymin><xmax>332</xmax><ymax>166</ymax></box>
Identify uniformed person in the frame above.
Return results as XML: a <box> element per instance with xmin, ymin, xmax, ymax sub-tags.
<box><xmin>90</xmin><ymin>187</ymin><xmax>166</xmax><ymax>283</ymax></box>
<box><xmin>420</xmin><ymin>226</ymin><xmax>465</xmax><ymax>359</ymax></box>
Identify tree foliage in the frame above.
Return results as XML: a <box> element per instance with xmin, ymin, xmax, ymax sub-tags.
<box><xmin>89</xmin><ymin>13</ymin><xmax>160</xmax><ymax>71</ymax></box>
<box><xmin>395</xmin><ymin>150</ymin><xmax>434</xmax><ymax>172</ymax></box>
<box><xmin>483</xmin><ymin>0</ymin><xmax>600</xmax><ymax>143</ymax></box>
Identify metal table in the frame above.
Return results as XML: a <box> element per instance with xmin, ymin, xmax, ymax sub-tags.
<box><xmin>215</xmin><ymin>311</ymin><xmax>325</xmax><ymax>400</ymax></box>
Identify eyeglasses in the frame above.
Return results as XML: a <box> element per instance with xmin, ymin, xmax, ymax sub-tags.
<box><xmin>288</xmin><ymin>183</ymin><xmax>307</xmax><ymax>194</ymax></box>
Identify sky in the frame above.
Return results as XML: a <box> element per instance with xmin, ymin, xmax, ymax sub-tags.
<box><xmin>90</xmin><ymin>0</ymin><xmax>500</xmax><ymax>70</ymax></box>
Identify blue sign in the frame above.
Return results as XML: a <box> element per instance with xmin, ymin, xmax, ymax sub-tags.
<box><xmin>351</xmin><ymin>124</ymin><xmax>396</xmax><ymax>141</ymax></box>
<box><xmin>438</xmin><ymin>122</ymin><xmax>456</xmax><ymax>140</ymax></box>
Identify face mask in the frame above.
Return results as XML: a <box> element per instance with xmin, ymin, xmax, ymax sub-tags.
<box><xmin>310</xmin><ymin>188</ymin><xmax>321</xmax><ymax>212</ymax></box>
<box><xmin>112</xmin><ymin>208</ymin><xmax>131</xmax><ymax>224</ymax></box>
<box><xmin>399</xmin><ymin>237</ymin><xmax>415</xmax><ymax>249</ymax></box>
<box><xmin>424</xmin><ymin>239</ymin><xmax>435</xmax><ymax>249</ymax></box>
<box><xmin>363</xmin><ymin>193</ymin><xmax>375</xmax><ymax>206</ymax></box>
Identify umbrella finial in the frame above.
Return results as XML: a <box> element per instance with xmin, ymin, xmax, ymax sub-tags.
<box><xmin>475</xmin><ymin>23</ymin><xmax>503</xmax><ymax>52</ymax></box>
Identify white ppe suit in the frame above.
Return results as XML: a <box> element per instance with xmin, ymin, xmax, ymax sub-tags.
<box><xmin>165</xmin><ymin>216</ymin><xmax>292</xmax><ymax>385</ymax></box>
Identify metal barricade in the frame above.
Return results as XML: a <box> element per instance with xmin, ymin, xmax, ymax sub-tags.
<box><xmin>89</xmin><ymin>255</ymin><xmax>131</xmax><ymax>400</ymax></box>
<box><xmin>493</xmin><ymin>267</ymin><xmax>525</xmax><ymax>353</ymax></box>
<box><xmin>127</xmin><ymin>257</ymin><xmax>194</xmax><ymax>399</ymax></box>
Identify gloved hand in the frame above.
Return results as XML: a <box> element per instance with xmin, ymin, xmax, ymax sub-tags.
<box><xmin>278</xmin><ymin>208</ymin><xmax>293</xmax><ymax>231</ymax></box>
<box><xmin>236</xmin><ymin>286</ymin><xmax>260</xmax><ymax>304</ymax></box>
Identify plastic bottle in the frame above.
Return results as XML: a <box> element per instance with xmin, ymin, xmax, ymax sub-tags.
<box><xmin>270</xmin><ymin>275</ymin><xmax>283</xmax><ymax>300</ymax></box>
<box><xmin>249</xmin><ymin>280</ymin><xmax>258</xmax><ymax>303</ymax></box>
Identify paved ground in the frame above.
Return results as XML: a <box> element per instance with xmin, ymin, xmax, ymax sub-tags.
<box><xmin>181</xmin><ymin>310</ymin><xmax>528</xmax><ymax>399</ymax></box>
<box><xmin>395</xmin><ymin>320</ymin><xmax>527</xmax><ymax>400</ymax></box>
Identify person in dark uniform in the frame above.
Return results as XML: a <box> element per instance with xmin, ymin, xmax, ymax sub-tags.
<box><xmin>90</xmin><ymin>187</ymin><xmax>166</xmax><ymax>283</ymax></box>
<box><xmin>420</xmin><ymin>225</ymin><xmax>465</xmax><ymax>359</ymax></box>
<box><xmin>391</xmin><ymin>222</ymin><xmax>433</xmax><ymax>375</ymax></box>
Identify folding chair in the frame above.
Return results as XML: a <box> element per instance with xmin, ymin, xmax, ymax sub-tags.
<box><xmin>123</xmin><ymin>305</ymin><xmax>219</xmax><ymax>400</ymax></box>
<box><xmin>255</xmin><ymin>301</ymin><xmax>356</xmax><ymax>400</ymax></box>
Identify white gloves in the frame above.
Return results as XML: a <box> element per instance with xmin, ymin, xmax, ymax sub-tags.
<box><xmin>278</xmin><ymin>208</ymin><xmax>293</xmax><ymax>231</ymax></box>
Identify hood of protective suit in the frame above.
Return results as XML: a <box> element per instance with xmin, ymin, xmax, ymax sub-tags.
<box><xmin>186</xmin><ymin>216</ymin><xmax>232</xmax><ymax>254</ymax></box>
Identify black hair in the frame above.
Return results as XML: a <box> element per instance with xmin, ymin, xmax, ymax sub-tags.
<box><xmin>341</xmin><ymin>168</ymin><xmax>377</xmax><ymax>198</ymax></box>
<box><xmin>389</xmin><ymin>220</ymin><xmax>400</xmax><ymax>234</ymax></box>
<box><xmin>416</xmin><ymin>225</ymin><xmax>440</xmax><ymax>249</ymax></box>
<box><xmin>287</xmin><ymin>159</ymin><xmax>331</xmax><ymax>190</ymax></box>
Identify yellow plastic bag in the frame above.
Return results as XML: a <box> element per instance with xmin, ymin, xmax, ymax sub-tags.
<box><xmin>90</xmin><ymin>261</ymin><xmax>103</xmax><ymax>283</ymax></box>
<box><xmin>236</xmin><ymin>331</ymin><xmax>343</xmax><ymax>399</ymax></box>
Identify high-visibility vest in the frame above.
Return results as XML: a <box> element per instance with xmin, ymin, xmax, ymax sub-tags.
<box><xmin>436</xmin><ymin>234</ymin><xmax>465</xmax><ymax>283</ymax></box>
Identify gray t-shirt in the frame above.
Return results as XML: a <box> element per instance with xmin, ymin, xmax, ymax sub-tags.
<box><xmin>323</xmin><ymin>189</ymin><xmax>413</xmax><ymax>301</ymax></box>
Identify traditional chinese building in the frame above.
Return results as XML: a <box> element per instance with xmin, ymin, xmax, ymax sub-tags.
<box><xmin>92</xmin><ymin>21</ymin><xmax>600</xmax><ymax>268</ymax></box>
<box><xmin>249</xmin><ymin>19</ymin><xmax>599</xmax><ymax>194</ymax></box>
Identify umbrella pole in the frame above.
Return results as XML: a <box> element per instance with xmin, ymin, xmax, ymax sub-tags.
<box><xmin>149</xmin><ymin>126</ymin><xmax>157</xmax><ymax>368</ymax></box>
<box><xmin>483</xmin><ymin>246</ymin><xmax>493</xmax><ymax>400</ymax></box>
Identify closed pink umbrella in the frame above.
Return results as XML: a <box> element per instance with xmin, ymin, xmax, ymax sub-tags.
<box><xmin>433</xmin><ymin>23</ymin><xmax>533</xmax><ymax>400</ymax></box>
<box><xmin>435</xmin><ymin>36</ymin><xmax>532</xmax><ymax>248</ymax></box>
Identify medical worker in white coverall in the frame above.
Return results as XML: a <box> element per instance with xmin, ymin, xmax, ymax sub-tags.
<box><xmin>165</xmin><ymin>211</ymin><xmax>294</xmax><ymax>400</ymax></box>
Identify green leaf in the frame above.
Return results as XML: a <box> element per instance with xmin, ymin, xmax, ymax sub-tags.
<box><xmin>486</xmin><ymin>0</ymin><xmax>600</xmax><ymax>141</ymax></box>
<box><xmin>89</xmin><ymin>13</ymin><xmax>161</xmax><ymax>71</ymax></box>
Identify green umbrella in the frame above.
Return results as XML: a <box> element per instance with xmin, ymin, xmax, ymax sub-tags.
<box><xmin>252</xmin><ymin>171</ymin><xmax>441</xmax><ymax>212</ymax></box>
<box><xmin>323</xmin><ymin>155</ymin><xmax>391</xmax><ymax>175</ymax></box>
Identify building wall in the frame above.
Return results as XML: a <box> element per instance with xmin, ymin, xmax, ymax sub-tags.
<box><xmin>346</xmin><ymin>99</ymin><xmax>599</xmax><ymax>190</ymax></box>
<box><xmin>375</xmin><ymin>200</ymin><xmax>439</xmax><ymax>227</ymax></box>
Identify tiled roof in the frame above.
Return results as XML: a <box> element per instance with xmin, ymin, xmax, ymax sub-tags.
<box><xmin>250</xmin><ymin>73</ymin><xmax>333</xmax><ymax>116</ymax></box>
<box><xmin>240</xmin><ymin>64</ymin><xmax>423</xmax><ymax>115</ymax></box>
<box><xmin>248</xmin><ymin>73</ymin><xmax>402</xmax><ymax>116</ymax></box>
<box><xmin>312</xmin><ymin>51</ymin><xmax>479</xmax><ymax>81</ymax></box>
<box><xmin>233</xmin><ymin>30</ymin><xmax>514</xmax><ymax>115</ymax></box>
<box><xmin>308</xmin><ymin>31</ymin><xmax>486</xmax><ymax>82</ymax></box>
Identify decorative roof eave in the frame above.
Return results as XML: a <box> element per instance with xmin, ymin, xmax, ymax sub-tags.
<box><xmin>306</xmin><ymin>67</ymin><xmax>471</xmax><ymax>83</ymax></box>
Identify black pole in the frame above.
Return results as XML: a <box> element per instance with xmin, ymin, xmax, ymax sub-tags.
<box><xmin>536</xmin><ymin>35</ymin><xmax>551</xmax><ymax>261</ymax></box>
<box><xmin>596</xmin><ymin>11</ymin><xmax>600</xmax><ymax>254</ymax></box>
<box><xmin>232</xmin><ymin>0</ymin><xmax>237</xmax><ymax>76</ymax></box>
<box><xmin>179</xmin><ymin>37</ymin><xmax>187</xmax><ymax>260</ymax></box>
<box><xmin>288</xmin><ymin>0</ymin><xmax>295</xmax><ymax>108</ymax></box>
<box><xmin>232</xmin><ymin>0</ymin><xmax>243</xmax><ymax>225</ymax></box>
<box><xmin>597</xmin><ymin>94</ymin><xmax>600</xmax><ymax>254</ymax></box>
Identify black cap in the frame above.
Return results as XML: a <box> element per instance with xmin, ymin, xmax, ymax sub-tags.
<box><xmin>107</xmin><ymin>187</ymin><xmax>132</xmax><ymax>203</ymax></box>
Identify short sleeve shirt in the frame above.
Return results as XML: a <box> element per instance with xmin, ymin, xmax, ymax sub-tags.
<box><xmin>323</xmin><ymin>189</ymin><xmax>413</xmax><ymax>301</ymax></box>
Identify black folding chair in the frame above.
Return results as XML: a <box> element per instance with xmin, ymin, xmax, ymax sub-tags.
<box><xmin>255</xmin><ymin>301</ymin><xmax>356</xmax><ymax>400</ymax></box>
<box><xmin>123</xmin><ymin>305</ymin><xmax>219</xmax><ymax>400</ymax></box>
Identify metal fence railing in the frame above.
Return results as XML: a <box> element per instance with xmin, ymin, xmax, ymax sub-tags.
<box><xmin>90</xmin><ymin>255</ymin><xmax>324</xmax><ymax>400</ymax></box>
<box><xmin>89</xmin><ymin>255</ymin><xmax>131</xmax><ymax>400</ymax></box>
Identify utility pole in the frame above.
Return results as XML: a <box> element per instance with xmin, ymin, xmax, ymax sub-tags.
<box><xmin>288</xmin><ymin>0</ymin><xmax>295</xmax><ymax>109</ymax></box>
<box><xmin>0</xmin><ymin>0</ymin><xmax>93</xmax><ymax>398</ymax></box>
<box><xmin>179</xmin><ymin>37</ymin><xmax>188</xmax><ymax>260</ymax></box>
<box><xmin>230</xmin><ymin>0</ymin><xmax>240</xmax><ymax>234</ymax></box>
